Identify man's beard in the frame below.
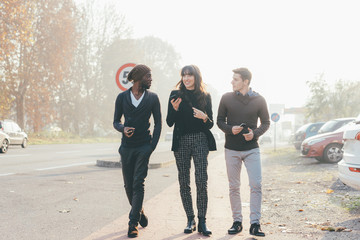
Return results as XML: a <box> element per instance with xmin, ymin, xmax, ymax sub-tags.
<box><xmin>141</xmin><ymin>82</ymin><xmax>150</xmax><ymax>90</ymax></box>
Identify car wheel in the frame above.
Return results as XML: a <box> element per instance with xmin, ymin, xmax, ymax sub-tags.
<box><xmin>1</xmin><ymin>139</ymin><xmax>9</xmax><ymax>153</ymax></box>
<box><xmin>323</xmin><ymin>143</ymin><xmax>343</xmax><ymax>163</ymax></box>
<box><xmin>21</xmin><ymin>138</ymin><xmax>28</xmax><ymax>148</ymax></box>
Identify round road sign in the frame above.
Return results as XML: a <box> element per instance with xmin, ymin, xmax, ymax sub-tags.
<box><xmin>271</xmin><ymin>113</ymin><xmax>280</xmax><ymax>122</ymax></box>
<box><xmin>115</xmin><ymin>63</ymin><xmax>136</xmax><ymax>91</ymax></box>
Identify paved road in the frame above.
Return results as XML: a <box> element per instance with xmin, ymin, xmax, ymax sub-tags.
<box><xmin>0</xmin><ymin>142</ymin><xmax>179</xmax><ymax>240</ymax></box>
<box><xmin>0</xmin><ymin>143</ymin><xmax>121</xmax><ymax>176</ymax></box>
<box><xmin>0</xmin><ymin>141</ymin><xmax>277</xmax><ymax>240</ymax></box>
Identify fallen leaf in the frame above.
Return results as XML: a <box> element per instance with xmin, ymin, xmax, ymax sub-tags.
<box><xmin>321</xmin><ymin>227</ymin><xmax>335</xmax><ymax>231</ymax></box>
<box><xmin>73</xmin><ymin>198</ymin><xmax>78</xmax><ymax>201</ymax></box>
<box><xmin>326</xmin><ymin>189</ymin><xmax>334</xmax><ymax>194</ymax></box>
<box><xmin>335</xmin><ymin>227</ymin><xmax>346</xmax><ymax>232</ymax></box>
<box><xmin>297</xmin><ymin>209</ymin><xmax>304</xmax><ymax>212</ymax></box>
<box><xmin>59</xmin><ymin>209</ymin><xmax>70</xmax><ymax>213</ymax></box>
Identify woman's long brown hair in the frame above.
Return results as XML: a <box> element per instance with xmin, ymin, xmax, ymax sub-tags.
<box><xmin>176</xmin><ymin>65</ymin><xmax>207</xmax><ymax>111</ymax></box>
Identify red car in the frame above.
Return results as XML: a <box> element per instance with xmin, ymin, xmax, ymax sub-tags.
<box><xmin>301</xmin><ymin>124</ymin><xmax>351</xmax><ymax>163</ymax></box>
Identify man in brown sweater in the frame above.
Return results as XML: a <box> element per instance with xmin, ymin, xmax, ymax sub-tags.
<box><xmin>217</xmin><ymin>67</ymin><xmax>270</xmax><ymax>237</ymax></box>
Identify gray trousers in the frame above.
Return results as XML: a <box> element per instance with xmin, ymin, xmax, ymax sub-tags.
<box><xmin>225</xmin><ymin>148</ymin><xmax>262</xmax><ymax>224</ymax></box>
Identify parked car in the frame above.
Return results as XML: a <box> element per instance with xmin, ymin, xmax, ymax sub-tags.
<box><xmin>0</xmin><ymin>120</ymin><xmax>28</xmax><ymax>148</ymax></box>
<box><xmin>0</xmin><ymin>131</ymin><xmax>10</xmax><ymax>153</ymax></box>
<box><xmin>293</xmin><ymin>122</ymin><xmax>325</xmax><ymax>149</ymax></box>
<box><xmin>338</xmin><ymin>114</ymin><xmax>360</xmax><ymax>190</ymax></box>
<box><xmin>301</xmin><ymin>123</ymin><xmax>352</xmax><ymax>163</ymax></box>
<box><xmin>317</xmin><ymin>117</ymin><xmax>355</xmax><ymax>134</ymax></box>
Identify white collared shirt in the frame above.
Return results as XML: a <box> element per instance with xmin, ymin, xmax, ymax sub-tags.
<box><xmin>130</xmin><ymin>91</ymin><xmax>145</xmax><ymax>107</ymax></box>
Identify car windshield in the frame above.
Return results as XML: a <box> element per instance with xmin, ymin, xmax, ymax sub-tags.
<box><xmin>318</xmin><ymin>120</ymin><xmax>339</xmax><ymax>134</ymax></box>
<box><xmin>318</xmin><ymin>119</ymin><xmax>354</xmax><ymax>134</ymax></box>
<box><xmin>334</xmin><ymin>122</ymin><xmax>353</xmax><ymax>133</ymax></box>
<box><xmin>296</xmin><ymin>123</ymin><xmax>311</xmax><ymax>133</ymax></box>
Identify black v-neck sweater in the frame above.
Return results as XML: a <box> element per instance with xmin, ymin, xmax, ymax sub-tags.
<box><xmin>113</xmin><ymin>88</ymin><xmax>162</xmax><ymax>150</ymax></box>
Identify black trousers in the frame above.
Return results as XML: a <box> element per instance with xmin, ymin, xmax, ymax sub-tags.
<box><xmin>119</xmin><ymin>144</ymin><xmax>153</xmax><ymax>225</ymax></box>
<box><xmin>174</xmin><ymin>132</ymin><xmax>209</xmax><ymax>219</ymax></box>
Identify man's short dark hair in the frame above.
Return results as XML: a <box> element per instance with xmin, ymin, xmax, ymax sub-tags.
<box><xmin>233</xmin><ymin>68</ymin><xmax>252</xmax><ymax>84</ymax></box>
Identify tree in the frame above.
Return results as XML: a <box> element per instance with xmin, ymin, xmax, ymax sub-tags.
<box><xmin>0</xmin><ymin>0</ymin><xmax>78</xmax><ymax>131</ymax></box>
<box><xmin>306</xmin><ymin>75</ymin><xmax>360</xmax><ymax>122</ymax></box>
<box><xmin>57</xmin><ymin>0</ymin><xmax>131</xmax><ymax>135</ymax></box>
<box><xmin>0</xmin><ymin>0</ymin><xmax>35</xmax><ymax>123</ymax></box>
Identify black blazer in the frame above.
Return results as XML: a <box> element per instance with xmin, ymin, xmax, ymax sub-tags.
<box><xmin>166</xmin><ymin>90</ymin><xmax>216</xmax><ymax>151</ymax></box>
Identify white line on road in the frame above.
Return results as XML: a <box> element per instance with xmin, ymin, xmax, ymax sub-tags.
<box><xmin>0</xmin><ymin>173</ymin><xmax>15</xmax><ymax>177</ymax></box>
<box><xmin>55</xmin><ymin>150</ymin><xmax>81</xmax><ymax>154</ymax></box>
<box><xmin>35</xmin><ymin>161</ymin><xmax>94</xmax><ymax>171</ymax></box>
<box><xmin>0</xmin><ymin>154</ymin><xmax>31</xmax><ymax>158</ymax></box>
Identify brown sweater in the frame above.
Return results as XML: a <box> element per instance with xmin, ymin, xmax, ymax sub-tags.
<box><xmin>217</xmin><ymin>90</ymin><xmax>270</xmax><ymax>151</ymax></box>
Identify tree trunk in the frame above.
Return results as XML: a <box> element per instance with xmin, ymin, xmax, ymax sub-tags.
<box><xmin>16</xmin><ymin>94</ymin><xmax>25</xmax><ymax>129</ymax></box>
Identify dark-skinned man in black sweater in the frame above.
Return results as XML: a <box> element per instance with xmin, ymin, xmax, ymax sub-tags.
<box><xmin>113</xmin><ymin>64</ymin><xmax>162</xmax><ymax>238</ymax></box>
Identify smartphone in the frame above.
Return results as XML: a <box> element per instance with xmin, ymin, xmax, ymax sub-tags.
<box><xmin>240</xmin><ymin>123</ymin><xmax>249</xmax><ymax>134</ymax></box>
<box><xmin>170</xmin><ymin>93</ymin><xmax>178</xmax><ymax>100</ymax></box>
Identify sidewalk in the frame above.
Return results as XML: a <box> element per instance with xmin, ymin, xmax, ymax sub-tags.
<box><xmin>83</xmin><ymin>149</ymin><xmax>260</xmax><ymax>240</ymax></box>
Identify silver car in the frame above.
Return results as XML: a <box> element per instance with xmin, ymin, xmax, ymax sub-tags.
<box><xmin>0</xmin><ymin>120</ymin><xmax>28</xmax><ymax>148</ymax></box>
<box><xmin>0</xmin><ymin>131</ymin><xmax>10</xmax><ymax>153</ymax></box>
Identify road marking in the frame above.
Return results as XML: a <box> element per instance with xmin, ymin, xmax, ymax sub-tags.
<box><xmin>0</xmin><ymin>154</ymin><xmax>31</xmax><ymax>158</ymax></box>
<box><xmin>35</xmin><ymin>161</ymin><xmax>94</xmax><ymax>171</ymax></box>
<box><xmin>55</xmin><ymin>150</ymin><xmax>81</xmax><ymax>154</ymax></box>
<box><xmin>0</xmin><ymin>173</ymin><xmax>15</xmax><ymax>177</ymax></box>
<box><xmin>94</xmin><ymin>148</ymin><xmax>114</xmax><ymax>151</ymax></box>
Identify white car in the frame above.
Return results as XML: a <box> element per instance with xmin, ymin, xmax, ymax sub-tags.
<box><xmin>338</xmin><ymin>114</ymin><xmax>360</xmax><ymax>190</ymax></box>
<box><xmin>0</xmin><ymin>131</ymin><xmax>10</xmax><ymax>153</ymax></box>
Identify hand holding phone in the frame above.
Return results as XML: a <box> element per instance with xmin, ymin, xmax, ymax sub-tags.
<box><xmin>124</xmin><ymin>127</ymin><xmax>135</xmax><ymax>138</ymax></box>
<box><xmin>240</xmin><ymin>123</ymin><xmax>249</xmax><ymax>134</ymax></box>
<box><xmin>170</xmin><ymin>93</ymin><xmax>182</xmax><ymax>111</ymax></box>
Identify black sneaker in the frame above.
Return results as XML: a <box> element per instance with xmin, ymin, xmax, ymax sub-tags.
<box><xmin>249</xmin><ymin>223</ymin><xmax>265</xmax><ymax>237</ymax></box>
<box><xmin>228</xmin><ymin>221</ymin><xmax>243</xmax><ymax>234</ymax></box>
<box><xmin>139</xmin><ymin>210</ymin><xmax>148</xmax><ymax>228</ymax></box>
<box><xmin>127</xmin><ymin>223</ymin><xmax>138</xmax><ymax>238</ymax></box>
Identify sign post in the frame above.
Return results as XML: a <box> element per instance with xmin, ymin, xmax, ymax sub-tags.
<box><xmin>271</xmin><ymin>113</ymin><xmax>280</xmax><ymax>151</ymax></box>
<box><xmin>115</xmin><ymin>63</ymin><xmax>136</xmax><ymax>91</ymax></box>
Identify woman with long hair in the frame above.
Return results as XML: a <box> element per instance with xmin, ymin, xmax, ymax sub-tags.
<box><xmin>166</xmin><ymin>65</ymin><xmax>216</xmax><ymax>236</ymax></box>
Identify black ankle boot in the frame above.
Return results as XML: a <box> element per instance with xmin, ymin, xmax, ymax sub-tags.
<box><xmin>184</xmin><ymin>216</ymin><xmax>196</xmax><ymax>233</ymax></box>
<box><xmin>198</xmin><ymin>217</ymin><xmax>212</xmax><ymax>236</ymax></box>
<box><xmin>249</xmin><ymin>223</ymin><xmax>265</xmax><ymax>237</ymax></box>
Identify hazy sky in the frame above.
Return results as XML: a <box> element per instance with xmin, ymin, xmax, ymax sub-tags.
<box><xmin>109</xmin><ymin>0</ymin><xmax>360</xmax><ymax>108</ymax></box>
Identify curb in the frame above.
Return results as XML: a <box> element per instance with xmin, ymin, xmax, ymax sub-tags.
<box><xmin>96</xmin><ymin>159</ymin><xmax>175</xmax><ymax>169</ymax></box>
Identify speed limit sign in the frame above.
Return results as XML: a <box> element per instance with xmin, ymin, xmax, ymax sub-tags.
<box><xmin>115</xmin><ymin>63</ymin><xmax>136</xmax><ymax>91</ymax></box>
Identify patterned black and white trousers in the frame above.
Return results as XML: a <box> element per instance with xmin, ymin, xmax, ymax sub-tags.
<box><xmin>174</xmin><ymin>132</ymin><xmax>209</xmax><ymax>218</ymax></box>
